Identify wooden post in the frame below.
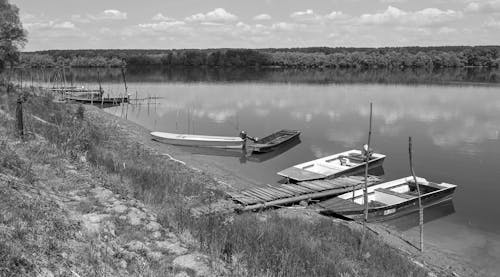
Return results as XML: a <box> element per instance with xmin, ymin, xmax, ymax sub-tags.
<box><xmin>121</xmin><ymin>67</ymin><xmax>128</xmax><ymax>116</ymax></box>
<box><xmin>16</xmin><ymin>95</ymin><xmax>24</xmax><ymax>139</ymax></box>
<box><xmin>98</xmin><ymin>70</ymin><xmax>104</xmax><ymax>107</ymax></box>
<box><xmin>6</xmin><ymin>68</ymin><xmax>12</xmax><ymax>94</ymax></box>
<box><xmin>360</xmin><ymin>102</ymin><xmax>373</xmax><ymax>254</ymax></box>
<box><xmin>409</xmin><ymin>136</ymin><xmax>424</xmax><ymax>252</ymax></box>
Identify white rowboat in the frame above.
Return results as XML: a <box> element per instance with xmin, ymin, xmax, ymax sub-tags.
<box><xmin>277</xmin><ymin>149</ymin><xmax>386</xmax><ymax>182</ymax></box>
<box><xmin>151</xmin><ymin>131</ymin><xmax>244</xmax><ymax>148</ymax></box>
<box><xmin>318</xmin><ymin>176</ymin><xmax>457</xmax><ymax>221</ymax></box>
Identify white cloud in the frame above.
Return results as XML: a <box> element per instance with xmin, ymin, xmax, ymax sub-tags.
<box><xmin>359</xmin><ymin>6</ymin><xmax>462</xmax><ymax>26</ymax></box>
<box><xmin>438</xmin><ymin>26</ymin><xmax>457</xmax><ymax>34</ymax></box>
<box><xmin>24</xmin><ymin>20</ymin><xmax>76</xmax><ymax>31</ymax></box>
<box><xmin>152</xmin><ymin>13</ymin><xmax>175</xmax><ymax>21</ymax></box>
<box><xmin>54</xmin><ymin>21</ymin><xmax>76</xmax><ymax>29</ymax></box>
<box><xmin>271</xmin><ymin>22</ymin><xmax>304</xmax><ymax>31</ymax></box>
<box><xmin>289</xmin><ymin>9</ymin><xmax>348</xmax><ymax>23</ymax></box>
<box><xmin>89</xmin><ymin>9</ymin><xmax>127</xmax><ymax>20</ymax></box>
<box><xmin>71</xmin><ymin>14</ymin><xmax>91</xmax><ymax>23</ymax></box>
<box><xmin>465</xmin><ymin>1</ymin><xmax>500</xmax><ymax>13</ymax></box>
<box><xmin>325</xmin><ymin>11</ymin><xmax>346</xmax><ymax>20</ymax></box>
<box><xmin>380</xmin><ymin>0</ymin><xmax>406</xmax><ymax>3</ymax></box>
<box><xmin>253</xmin><ymin>14</ymin><xmax>271</xmax><ymax>21</ymax></box>
<box><xmin>484</xmin><ymin>17</ymin><xmax>500</xmax><ymax>28</ymax></box>
<box><xmin>185</xmin><ymin>8</ymin><xmax>238</xmax><ymax>22</ymax></box>
<box><xmin>138</xmin><ymin>21</ymin><xmax>186</xmax><ymax>31</ymax></box>
<box><xmin>290</xmin><ymin>9</ymin><xmax>319</xmax><ymax>21</ymax></box>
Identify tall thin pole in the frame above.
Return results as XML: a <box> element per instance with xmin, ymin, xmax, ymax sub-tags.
<box><xmin>360</xmin><ymin>102</ymin><xmax>373</xmax><ymax>254</ymax></box>
<box><xmin>121</xmin><ymin>67</ymin><xmax>128</xmax><ymax>96</ymax></box>
<box><xmin>16</xmin><ymin>95</ymin><xmax>24</xmax><ymax>139</ymax></box>
<box><xmin>409</xmin><ymin>136</ymin><xmax>424</xmax><ymax>252</ymax></box>
<box><xmin>97</xmin><ymin>70</ymin><xmax>103</xmax><ymax>97</ymax></box>
<box><xmin>121</xmin><ymin>68</ymin><xmax>128</xmax><ymax>115</ymax></box>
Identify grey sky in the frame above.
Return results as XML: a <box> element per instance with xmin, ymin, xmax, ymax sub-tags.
<box><xmin>11</xmin><ymin>0</ymin><xmax>500</xmax><ymax>51</ymax></box>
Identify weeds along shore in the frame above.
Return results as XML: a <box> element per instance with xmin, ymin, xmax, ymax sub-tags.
<box><xmin>0</xmin><ymin>85</ymin><xmax>430</xmax><ymax>276</ymax></box>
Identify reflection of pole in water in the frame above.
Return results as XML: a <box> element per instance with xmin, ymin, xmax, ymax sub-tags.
<box><xmin>176</xmin><ymin>110</ymin><xmax>179</xmax><ymax>131</ymax></box>
<box><xmin>147</xmin><ymin>94</ymin><xmax>150</xmax><ymax>116</ymax></box>
<box><xmin>187</xmin><ymin>107</ymin><xmax>190</xmax><ymax>134</ymax></box>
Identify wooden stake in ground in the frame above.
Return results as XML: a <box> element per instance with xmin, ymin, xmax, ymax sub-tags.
<box><xmin>409</xmin><ymin>136</ymin><xmax>424</xmax><ymax>252</ymax></box>
<box><xmin>360</xmin><ymin>102</ymin><xmax>373</xmax><ymax>254</ymax></box>
<box><xmin>16</xmin><ymin>95</ymin><xmax>24</xmax><ymax>139</ymax></box>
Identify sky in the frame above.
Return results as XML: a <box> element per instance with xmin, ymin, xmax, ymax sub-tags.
<box><xmin>10</xmin><ymin>0</ymin><xmax>500</xmax><ymax>51</ymax></box>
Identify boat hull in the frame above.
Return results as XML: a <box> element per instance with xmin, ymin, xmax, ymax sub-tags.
<box><xmin>151</xmin><ymin>132</ymin><xmax>243</xmax><ymax>149</ymax></box>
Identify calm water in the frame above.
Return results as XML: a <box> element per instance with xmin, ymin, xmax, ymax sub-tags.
<box><xmin>24</xmin><ymin>67</ymin><xmax>500</xmax><ymax>275</ymax></box>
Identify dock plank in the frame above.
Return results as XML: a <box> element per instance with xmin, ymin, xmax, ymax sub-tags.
<box><xmin>299</xmin><ymin>181</ymin><xmax>326</xmax><ymax>191</ymax></box>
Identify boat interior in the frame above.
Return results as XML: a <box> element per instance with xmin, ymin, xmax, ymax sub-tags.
<box><xmin>299</xmin><ymin>151</ymin><xmax>373</xmax><ymax>175</ymax></box>
<box><xmin>257</xmin><ymin>130</ymin><xmax>298</xmax><ymax>144</ymax></box>
<box><xmin>348</xmin><ymin>179</ymin><xmax>444</xmax><ymax>207</ymax></box>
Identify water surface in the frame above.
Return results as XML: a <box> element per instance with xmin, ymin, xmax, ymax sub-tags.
<box><xmin>23</xmin><ymin>67</ymin><xmax>500</xmax><ymax>275</ymax></box>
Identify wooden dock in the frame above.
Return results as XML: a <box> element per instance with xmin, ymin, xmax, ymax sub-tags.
<box><xmin>227</xmin><ymin>175</ymin><xmax>383</xmax><ymax>211</ymax></box>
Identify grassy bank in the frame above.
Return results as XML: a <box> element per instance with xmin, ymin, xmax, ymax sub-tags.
<box><xmin>0</xmin><ymin>85</ymin><xmax>429</xmax><ymax>276</ymax></box>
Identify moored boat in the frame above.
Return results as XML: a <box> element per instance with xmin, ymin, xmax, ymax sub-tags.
<box><xmin>65</xmin><ymin>95</ymin><xmax>129</xmax><ymax>104</ymax></box>
<box><xmin>317</xmin><ymin>176</ymin><xmax>457</xmax><ymax>222</ymax></box>
<box><xmin>250</xmin><ymin>129</ymin><xmax>300</xmax><ymax>153</ymax></box>
<box><xmin>151</xmin><ymin>131</ymin><xmax>244</xmax><ymax>148</ymax></box>
<box><xmin>277</xmin><ymin>149</ymin><xmax>385</xmax><ymax>182</ymax></box>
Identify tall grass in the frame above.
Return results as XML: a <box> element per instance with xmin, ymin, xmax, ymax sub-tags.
<box><xmin>3</xmin><ymin>89</ymin><xmax>428</xmax><ymax>277</ymax></box>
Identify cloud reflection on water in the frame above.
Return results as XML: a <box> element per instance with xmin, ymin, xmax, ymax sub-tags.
<box><xmin>146</xmin><ymin>84</ymin><xmax>500</xmax><ymax>151</ymax></box>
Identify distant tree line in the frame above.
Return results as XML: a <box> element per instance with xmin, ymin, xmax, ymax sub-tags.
<box><xmin>19</xmin><ymin>46</ymin><xmax>500</xmax><ymax>69</ymax></box>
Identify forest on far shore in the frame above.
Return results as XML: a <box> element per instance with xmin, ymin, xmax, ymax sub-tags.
<box><xmin>20</xmin><ymin>46</ymin><xmax>500</xmax><ymax>69</ymax></box>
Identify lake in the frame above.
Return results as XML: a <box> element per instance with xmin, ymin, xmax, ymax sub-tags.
<box><xmin>22</xmin><ymin>67</ymin><xmax>500</xmax><ymax>275</ymax></box>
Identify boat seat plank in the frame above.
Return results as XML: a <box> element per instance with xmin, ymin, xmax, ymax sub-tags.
<box><xmin>375</xmin><ymin>188</ymin><xmax>414</xmax><ymax>199</ymax></box>
<box><xmin>422</xmin><ymin>182</ymin><xmax>446</xmax><ymax>190</ymax></box>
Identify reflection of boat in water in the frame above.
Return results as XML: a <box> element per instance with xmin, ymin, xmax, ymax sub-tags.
<box><xmin>277</xmin><ymin>149</ymin><xmax>386</xmax><ymax>182</ymax></box>
<box><xmin>382</xmin><ymin>199</ymin><xmax>456</xmax><ymax>232</ymax></box>
<box><xmin>248</xmin><ymin>137</ymin><xmax>301</xmax><ymax>162</ymax></box>
<box><xmin>50</xmin><ymin>86</ymin><xmax>102</xmax><ymax>94</ymax></box>
<box><xmin>317</xmin><ymin>176</ymin><xmax>457</xmax><ymax>222</ymax></box>
<box><xmin>174</xmin><ymin>136</ymin><xmax>301</xmax><ymax>163</ymax></box>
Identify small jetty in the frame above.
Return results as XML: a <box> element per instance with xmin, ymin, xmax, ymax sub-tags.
<box><xmin>228</xmin><ymin>175</ymin><xmax>382</xmax><ymax>211</ymax></box>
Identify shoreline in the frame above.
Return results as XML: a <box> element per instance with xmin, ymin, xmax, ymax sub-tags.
<box><xmin>92</xmin><ymin>105</ymin><xmax>479</xmax><ymax>276</ymax></box>
<box><xmin>0</xmin><ymin>87</ymin><xmax>482</xmax><ymax>276</ymax></box>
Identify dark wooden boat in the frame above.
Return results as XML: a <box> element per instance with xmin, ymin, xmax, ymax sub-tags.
<box><xmin>250</xmin><ymin>129</ymin><xmax>300</xmax><ymax>153</ymax></box>
<box><xmin>317</xmin><ymin>176</ymin><xmax>457</xmax><ymax>222</ymax></box>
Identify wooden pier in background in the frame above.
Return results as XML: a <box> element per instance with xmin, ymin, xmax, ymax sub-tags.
<box><xmin>227</xmin><ymin>175</ymin><xmax>383</xmax><ymax>212</ymax></box>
